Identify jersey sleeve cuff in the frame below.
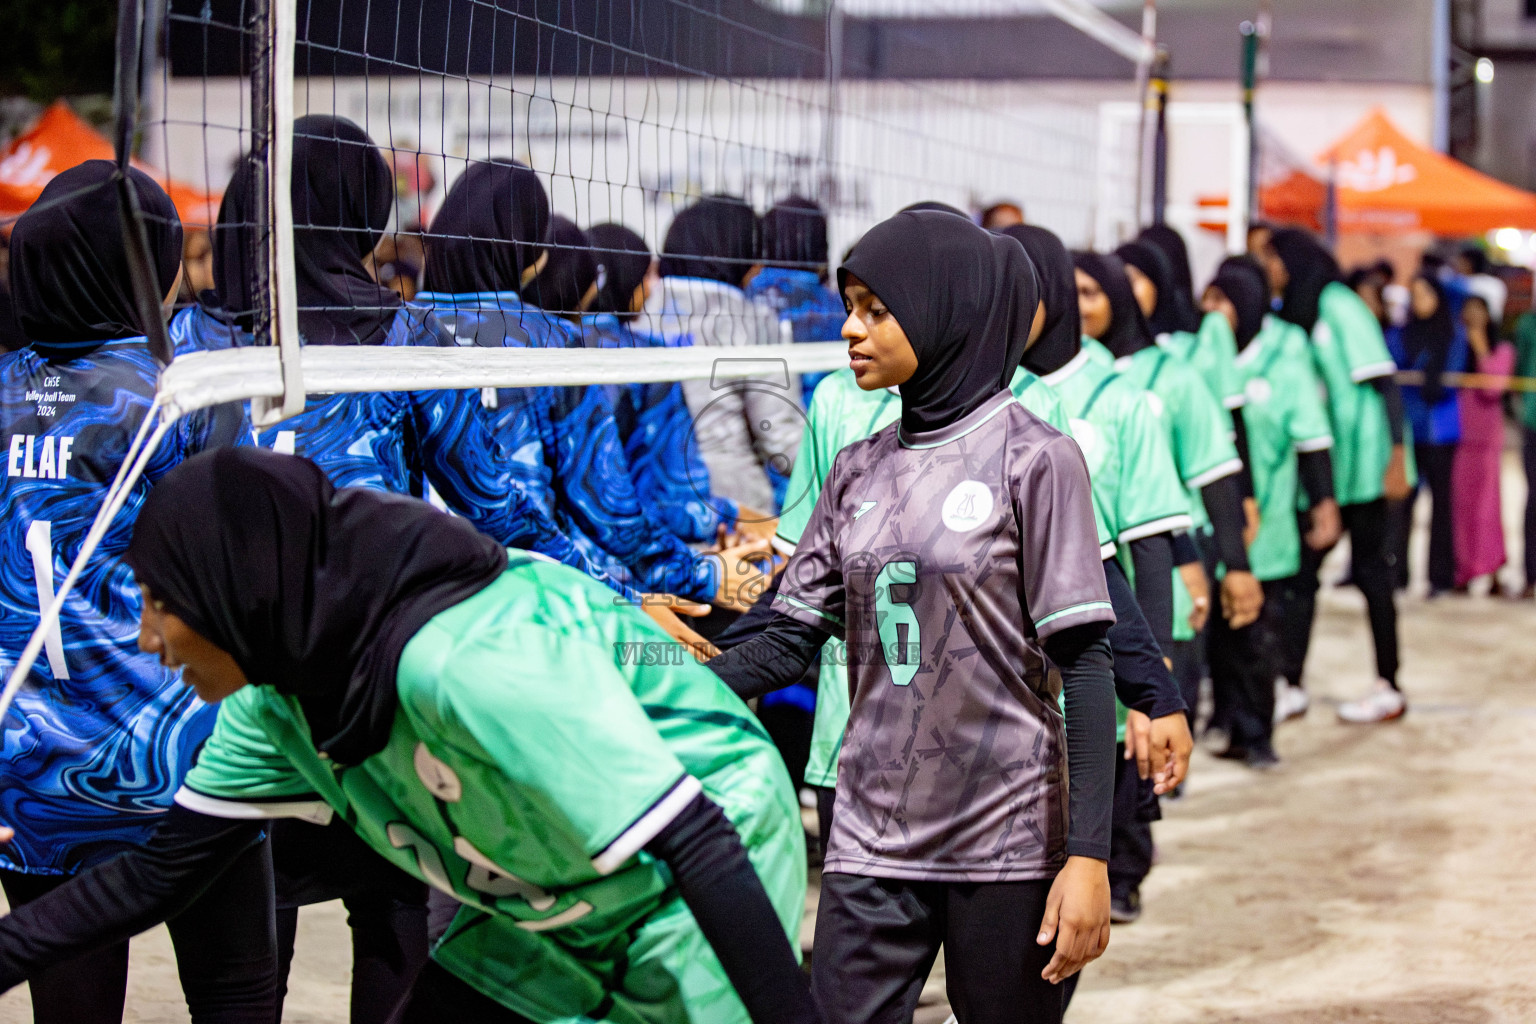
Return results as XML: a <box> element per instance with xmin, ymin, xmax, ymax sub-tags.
<box><xmin>1034</xmin><ymin>600</ymin><xmax>1116</xmax><ymax>639</ymax></box>
<box><xmin>1187</xmin><ymin>457</ymin><xmax>1244</xmax><ymax>490</ymax></box>
<box><xmin>1099</xmin><ymin>542</ymin><xmax>1118</xmax><ymax>560</ymax></box>
<box><xmin>1350</xmin><ymin>360</ymin><xmax>1398</xmax><ymax>383</ymax></box>
<box><xmin>1294</xmin><ymin>435</ymin><xmax>1334</xmax><ymax>453</ymax></box>
<box><xmin>591</xmin><ymin>774</ymin><xmax>703</xmax><ymax>876</ymax></box>
<box><xmin>1223</xmin><ymin>394</ymin><xmax>1248</xmax><ymax>409</ymax></box>
<box><xmin>772</xmin><ymin>592</ymin><xmax>844</xmax><ymax>632</ymax></box>
<box><xmin>174</xmin><ymin>785</ymin><xmax>334</xmax><ymax>825</ymax></box>
<box><xmin>1117</xmin><ymin>514</ymin><xmax>1194</xmax><ymax>544</ymax></box>
<box><xmin>771</xmin><ymin>534</ymin><xmax>798</xmax><ymax>558</ymax></box>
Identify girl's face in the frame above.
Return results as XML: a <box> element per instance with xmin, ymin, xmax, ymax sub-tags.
<box><xmin>1076</xmin><ymin>268</ymin><xmax>1112</xmax><ymax>340</ymax></box>
<box><xmin>138</xmin><ymin>585</ymin><xmax>249</xmax><ymax>703</ymax></box>
<box><xmin>1463</xmin><ymin>296</ymin><xmax>1490</xmax><ymax>334</ymax></box>
<box><xmin>1354</xmin><ymin>281</ymin><xmax>1385</xmax><ymax>320</ymax></box>
<box><xmin>1201</xmin><ymin>284</ymin><xmax>1239</xmax><ymax>334</ymax></box>
<box><xmin>1125</xmin><ymin>263</ymin><xmax>1157</xmax><ymax>319</ymax></box>
<box><xmin>630</xmin><ymin>258</ymin><xmax>661</xmax><ymax>315</ymax></box>
<box><xmin>842</xmin><ymin>273</ymin><xmax>918</xmax><ymax>391</ymax></box>
<box><xmin>1410</xmin><ymin>277</ymin><xmax>1439</xmax><ymax>320</ymax></box>
<box><xmin>1261</xmin><ymin>243</ymin><xmax>1288</xmax><ymax>297</ymax></box>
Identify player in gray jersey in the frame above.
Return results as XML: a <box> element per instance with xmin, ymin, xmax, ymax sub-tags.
<box><xmin>711</xmin><ymin>210</ymin><xmax>1116</xmax><ymax>1024</ymax></box>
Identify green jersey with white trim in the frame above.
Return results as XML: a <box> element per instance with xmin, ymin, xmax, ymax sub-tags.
<box><xmin>1081</xmin><ymin>335</ymin><xmax>1114</xmax><ymax>369</ymax></box>
<box><xmin>1158</xmin><ymin>311</ymin><xmax>1246</xmax><ymax>412</ymax></box>
<box><xmin>1113</xmin><ymin>344</ymin><xmax>1242</xmax><ymax>641</ymax></box>
<box><xmin>1236</xmin><ymin>317</ymin><xmax>1335</xmax><ymax>580</ymax></box>
<box><xmin>777</xmin><ymin>367</ymin><xmax>1071</xmax><ymax>789</ymax></box>
<box><xmin>179</xmin><ymin>558</ymin><xmax>805</xmax><ymax>1024</ymax></box>
<box><xmin>1308</xmin><ymin>281</ymin><xmax>1397</xmax><ymax>506</ymax></box>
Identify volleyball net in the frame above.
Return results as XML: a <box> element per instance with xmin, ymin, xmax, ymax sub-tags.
<box><xmin>0</xmin><ymin>0</ymin><xmax>1154</xmax><ymax>714</ymax></box>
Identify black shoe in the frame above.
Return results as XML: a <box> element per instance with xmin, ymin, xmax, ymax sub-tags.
<box><xmin>1110</xmin><ymin>890</ymin><xmax>1142</xmax><ymax>924</ymax></box>
<box><xmin>1245</xmin><ymin>746</ymin><xmax>1281</xmax><ymax>771</ymax></box>
<box><xmin>1214</xmin><ymin>743</ymin><xmax>1249</xmax><ymax>761</ymax></box>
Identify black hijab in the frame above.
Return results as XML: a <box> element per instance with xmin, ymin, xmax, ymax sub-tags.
<box><xmin>206</xmin><ymin>155</ymin><xmax>260</xmax><ymax>328</ymax></box>
<box><xmin>838</xmin><ymin>210</ymin><xmax>1039</xmax><ymax>436</ymax></box>
<box><xmin>586</xmin><ymin>223</ymin><xmax>652</xmax><ymax>319</ymax></box>
<box><xmin>9</xmin><ymin>160</ymin><xmax>183</xmax><ymax>351</ymax></box>
<box><xmin>761</xmin><ymin>195</ymin><xmax>829</xmax><ymax>273</ymax></box>
<box><xmin>1270</xmin><ymin>228</ymin><xmax>1342</xmax><ymax>334</ymax></box>
<box><xmin>425</xmin><ymin>160</ymin><xmax>550</xmax><ymax>295</ymax></box>
<box><xmin>659</xmin><ymin>195</ymin><xmax>758</xmax><ymax>287</ymax></box>
<box><xmin>125</xmin><ymin>447</ymin><xmax>508</xmax><ymax>765</ymax></box>
<box><xmin>901</xmin><ymin>200</ymin><xmax>969</xmax><ymax>218</ymax></box>
<box><xmin>1138</xmin><ymin>224</ymin><xmax>1202</xmax><ymax>331</ymax></box>
<box><xmin>1115</xmin><ymin>240</ymin><xmax>1185</xmax><ymax>336</ymax></box>
<box><xmin>1075</xmin><ymin>251</ymin><xmax>1154</xmax><ymax>360</ymax></box>
<box><xmin>1210</xmin><ymin>256</ymin><xmax>1269</xmax><ymax>352</ymax></box>
<box><xmin>286</xmin><ymin>115</ymin><xmax>400</xmax><ymax>346</ymax></box>
<box><xmin>520</xmin><ymin>216</ymin><xmax>595</xmax><ymax>318</ymax></box>
<box><xmin>1001</xmin><ymin>224</ymin><xmax>1080</xmax><ymax>377</ymax></box>
<box><xmin>1404</xmin><ymin>272</ymin><xmax>1455</xmax><ymax>405</ymax></box>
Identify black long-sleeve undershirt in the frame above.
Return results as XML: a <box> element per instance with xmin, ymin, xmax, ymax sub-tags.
<box><xmin>1102</xmin><ymin>557</ymin><xmax>1186</xmax><ymax>721</ymax></box>
<box><xmin>0</xmin><ymin>802</ymin><xmax>819</xmax><ymax>1024</ymax></box>
<box><xmin>1201</xmin><ymin>474</ymin><xmax>1252</xmax><ymax>572</ymax></box>
<box><xmin>1231</xmin><ymin>408</ymin><xmax>1255</xmax><ymax>499</ymax></box>
<box><xmin>707</xmin><ymin>614</ymin><xmax>1117</xmax><ymax>861</ymax></box>
<box><xmin>1298</xmin><ymin>449</ymin><xmax>1336</xmax><ymax>508</ymax></box>
<box><xmin>1128</xmin><ymin>533</ymin><xmax>1175</xmax><ymax>653</ymax></box>
<box><xmin>1368</xmin><ymin>375</ymin><xmax>1406</xmax><ymax>446</ymax></box>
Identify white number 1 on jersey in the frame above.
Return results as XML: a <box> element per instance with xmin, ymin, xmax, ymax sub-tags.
<box><xmin>25</xmin><ymin>520</ymin><xmax>68</xmax><ymax>679</ymax></box>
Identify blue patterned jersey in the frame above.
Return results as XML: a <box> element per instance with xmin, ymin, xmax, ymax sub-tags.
<box><xmin>171</xmin><ymin>304</ymin><xmax>599</xmax><ymax>581</ymax></box>
<box><xmin>746</xmin><ymin>267</ymin><xmax>845</xmax><ymax>400</ymax></box>
<box><xmin>578</xmin><ymin>313</ymin><xmax>737</xmax><ymax>544</ymax></box>
<box><xmin>418</xmin><ymin>291</ymin><xmax>719</xmax><ymax>602</ymax></box>
<box><xmin>0</xmin><ymin>337</ymin><xmax>251</xmax><ymax>874</ymax></box>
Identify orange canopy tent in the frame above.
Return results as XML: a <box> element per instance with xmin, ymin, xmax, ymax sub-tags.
<box><xmin>0</xmin><ymin>101</ymin><xmax>220</xmax><ymax>229</ymax></box>
<box><xmin>1321</xmin><ymin>108</ymin><xmax>1536</xmax><ymax>234</ymax></box>
<box><xmin>1201</xmin><ymin>108</ymin><xmax>1536</xmax><ymax>236</ymax></box>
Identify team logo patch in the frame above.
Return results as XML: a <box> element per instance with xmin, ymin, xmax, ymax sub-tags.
<box><xmin>414</xmin><ymin>742</ymin><xmax>463</xmax><ymax>803</ymax></box>
<box><xmin>1068</xmin><ymin>418</ymin><xmax>1107</xmax><ymax>475</ymax></box>
<box><xmin>941</xmin><ymin>480</ymin><xmax>994</xmax><ymax>532</ymax></box>
<box><xmin>1245</xmin><ymin>378</ymin><xmax>1273</xmax><ymax>404</ymax></box>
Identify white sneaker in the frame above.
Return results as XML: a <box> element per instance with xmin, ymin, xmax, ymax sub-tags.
<box><xmin>1274</xmin><ymin>681</ymin><xmax>1310</xmax><ymax>724</ymax></box>
<box><xmin>1336</xmin><ymin>680</ymin><xmax>1406</xmax><ymax>724</ymax></box>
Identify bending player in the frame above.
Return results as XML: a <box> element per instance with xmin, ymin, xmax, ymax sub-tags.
<box><xmin>0</xmin><ymin>446</ymin><xmax>816</xmax><ymax>1024</ymax></box>
<box><xmin>711</xmin><ymin>209</ymin><xmax>1116</xmax><ymax>1024</ymax></box>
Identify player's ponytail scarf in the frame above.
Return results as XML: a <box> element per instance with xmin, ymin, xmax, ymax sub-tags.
<box><xmin>9</xmin><ymin>160</ymin><xmax>183</xmax><ymax>352</ymax></box>
<box><xmin>125</xmin><ymin>447</ymin><xmax>508</xmax><ymax>765</ymax></box>
<box><xmin>1074</xmin><ymin>251</ymin><xmax>1155</xmax><ymax>361</ymax></box>
<box><xmin>520</xmin><ymin>215</ymin><xmax>597</xmax><ymax>318</ymax></box>
<box><xmin>838</xmin><ymin>209</ymin><xmax>1040</xmax><ymax>436</ymax></box>
<box><xmin>1115</xmin><ymin>240</ymin><xmax>1186</xmax><ymax>337</ymax></box>
<box><xmin>586</xmin><ymin>222</ymin><xmax>654</xmax><ymax>320</ymax></box>
<box><xmin>659</xmin><ymin>194</ymin><xmax>759</xmax><ymax>288</ymax></box>
<box><xmin>424</xmin><ymin>159</ymin><xmax>551</xmax><ymax>295</ymax></box>
<box><xmin>1270</xmin><ymin>228</ymin><xmax>1343</xmax><ymax>335</ymax></box>
<box><xmin>1004</xmin><ymin>224</ymin><xmax>1081</xmax><ymax>378</ymax></box>
<box><xmin>1211</xmin><ymin>256</ymin><xmax>1269</xmax><ymax>353</ymax></box>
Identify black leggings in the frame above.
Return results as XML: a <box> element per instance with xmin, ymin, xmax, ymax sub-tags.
<box><xmin>812</xmin><ymin>872</ymin><xmax>1060</xmax><ymax>1024</ymax></box>
<box><xmin>388</xmin><ymin>961</ymin><xmax>536</xmax><ymax>1023</ymax></box>
<box><xmin>272</xmin><ymin>819</ymin><xmax>430</xmax><ymax>1024</ymax></box>
<box><xmin>0</xmin><ymin>836</ymin><xmax>277</xmax><ymax>1024</ymax></box>
<box><xmin>1207</xmin><ymin>579</ymin><xmax>1289</xmax><ymax>752</ymax></box>
<box><xmin>1522</xmin><ymin>427</ymin><xmax>1536</xmax><ymax>586</ymax></box>
<box><xmin>1401</xmin><ymin>443</ymin><xmax>1457</xmax><ymax>593</ymax></box>
<box><xmin>1282</xmin><ymin>499</ymin><xmax>1401</xmax><ymax>689</ymax></box>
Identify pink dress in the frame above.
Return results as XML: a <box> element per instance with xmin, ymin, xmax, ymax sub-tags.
<box><xmin>1453</xmin><ymin>341</ymin><xmax>1514</xmax><ymax>586</ymax></box>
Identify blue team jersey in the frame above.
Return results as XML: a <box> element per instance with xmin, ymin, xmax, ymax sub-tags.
<box><xmin>745</xmin><ymin>267</ymin><xmax>844</xmax><ymax>399</ymax></box>
<box><xmin>172</xmin><ymin>303</ymin><xmax>601</xmax><ymax>581</ymax></box>
<box><xmin>0</xmin><ymin>337</ymin><xmax>251</xmax><ymax>874</ymax></box>
<box><xmin>577</xmin><ymin>313</ymin><xmax>736</xmax><ymax>544</ymax></box>
<box><xmin>418</xmin><ymin>291</ymin><xmax>718</xmax><ymax>602</ymax></box>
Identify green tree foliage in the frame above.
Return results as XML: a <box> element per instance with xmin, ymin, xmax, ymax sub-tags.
<box><xmin>0</xmin><ymin>0</ymin><xmax>118</xmax><ymax>101</ymax></box>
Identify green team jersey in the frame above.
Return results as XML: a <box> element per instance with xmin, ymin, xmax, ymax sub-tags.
<box><xmin>1042</xmin><ymin>347</ymin><xmax>1191</xmax><ymax>741</ymax></box>
<box><xmin>1081</xmin><ymin>335</ymin><xmax>1114</xmax><ymax>368</ymax></box>
<box><xmin>1158</xmin><ymin>311</ymin><xmax>1246</xmax><ymax>412</ymax></box>
<box><xmin>179</xmin><ymin>558</ymin><xmax>805</xmax><ymax>1024</ymax></box>
<box><xmin>1235</xmin><ymin>316</ymin><xmax>1335</xmax><ymax>580</ymax></box>
<box><xmin>1308</xmin><ymin>281</ymin><xmax>1399</xmax><ymax>506</ymax></box>
<box><xmin>776</xmin><ymin>367</ymin><xmax>1071</xmax><ymax>789</ymax></box>
<box><xmin>1113</xmin><ymin>344</ymin><xmax>1242</xmax><ymax>641</ymax></box>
